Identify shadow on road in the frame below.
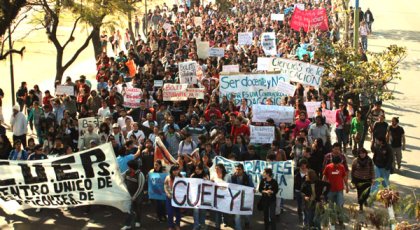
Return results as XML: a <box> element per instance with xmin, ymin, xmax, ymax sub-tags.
<box><xmin>372</xmin><ymin>29</ymin><xmax>420</xmax><ymax>43</ymax></box>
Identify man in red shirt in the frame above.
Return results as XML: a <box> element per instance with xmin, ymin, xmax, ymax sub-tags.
<box><xmin>231</xmin><ymin>118</ymin><xmax>250</xmax><ymax>144</ymax></box>
<box><xmin>323</xmin><ymin>155</ymin><xmax>349</xmax><ymax>226</ymax></box>
<box><xmin>204</xmin><ymin>103</ymin><xmax>222</xmax><ymax>122</ymax></box>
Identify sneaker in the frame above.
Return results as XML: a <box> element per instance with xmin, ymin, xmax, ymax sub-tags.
<box><xmin>120</xmin><ymin>226</ymin><xmax>131</xmax><ymax>230</ymax></box>
<box><xmin>35</xmin><ymin>208</ymin><xmax>41</xmax><ymax>213</ymax></box>
<box><xmin>135</xmin><ymin>222</ymin><xmax>141</xmax><ymax>227</ymax></box>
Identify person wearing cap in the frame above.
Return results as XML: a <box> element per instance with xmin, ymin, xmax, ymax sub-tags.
<box><xmin>112</xmin><ymin>123</ymin><xmax>126</xmax><ymax>147</ymax></box>
<box><xmin>11</xmin><ymin>104</ymin><xmax>28</xmax><ymax>148</ymax></box>
<box><xmin>8</xmin><ymin>140</ymin><xmax>28</xmax><ymax>160</ymax></box>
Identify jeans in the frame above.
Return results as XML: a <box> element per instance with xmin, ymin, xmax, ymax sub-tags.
<box><xmin>295</xmin><ymin>191</ymin><xmax>303</xmax><ymax>217</ymax></box>
<box><xmin>335</xmin><ymin>128</ymin><xmax>348</xmax><ymax>150</ymax></box>
<box><xmin>263</xmin><ymin>200</ymin><xmax>276</xmax><ymax>230</ymax></box>
<box><xmin>214</xmin><ymin>211</ymin><xmax>224</xmax><ymax>229</ymax></box>
<box><xmin>166</xmin><ymin>197</ymin><xmax>181</xmax><ymax>228</ymax></box>
<box><xmin>234</xmin><ymin>214</ymin><xmax>251</xmax><ymax>230</ymax></box>
<box><xmin>304</xmin><ymin>204</ymin><xmax>320</xmax><ymax>228</ymax></box>
<box><xmin>124</xmin><ymin>195</ymin><xmax>143</xmax><ymax>227</ymax></box>
<box><xmin>155</xmin><ymin>199</ymin><xmax>166</xmax><ymax>219</ymax></box>
<box><xmin>193</xmin><ymin>209</ymin><xmax>206</xmax><ymax>229</ymax></box>
<box><xmin>372</xmin><ymin>166</ymin><xmax>390</xmax><ymax>192</ymax></box>
<box><xmin>361</xmin><ymin>35</ymin><xmax>368</xmax><ymax>51</ymax></box>
<box><xmin>354</xmin><ymin>178</ymin><xmax>371</xmax><ymax>206</ymax></box>
<box><xmin>392</xmin><ymin>147</ymin><xmax>402</xmax><ymax>169</ymax></box>
<box><xmin>327</xmin><ymin>191</ymin><xmax>345</xmax><ymax>222</ymax></box>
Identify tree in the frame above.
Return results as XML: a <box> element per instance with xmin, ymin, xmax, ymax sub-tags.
<box><xmin>316</xmin><ymin>40</ymin><xmax>407</xmax><ymax>107</ymax></box>
<box><xmin>0</xmin><ymin>0</ymin><xmax>27</xmax><ymax>60</ymax></box>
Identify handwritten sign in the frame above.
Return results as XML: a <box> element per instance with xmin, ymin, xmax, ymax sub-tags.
<box><xmin>238</xmin><ymin>32</ymin><xmax>253</xmax><ymax>46</ymax></box>
<box><xmin>163</xmin><ymin>84</ymin><xmax>188</xmax><ymax>101</ymax></box>
<box><xmin>196</xmin><ymin>41</ymin><xmax>210</xmax><ymax>59</ymax></box>
<box><xmin>261</xmin><ymin>32</ymin><xmax>277</xmax><ymax>56</ymax></box>
<box><xmin>222</xmin><ymin>65</ymin><xmax>240</xmax><ymax>73</ymax></box>
<box><xmin>304</xmin><ymin>101</ymin><xmax>322</xmax><ymax>118</ymax></box>
<box><xmin>123</xmin><ymin>88</ymin><xmax>142</xmax><ymax>108</ymax></box>
<box><xmin>250</xmin><ymin>125</ymin><xmax>275</xmax><ymax>144</ymax></box>
<box><xmin>194</xmin><ymin>17</ymin><xmax>202</xmax><ymax>26</ymax></box>
<box><xmin>290</xmin><ymin>8</ymin><xmax>329</xmax><ymax>32</ymax></box>
<box><xmin>179</xmin><ymin>61</ymin><xmax>197</xmax><ymax>84</ymax></box>
<box><xmin>154</xmin><ymin>80</ymin><xmax>163</xmax><ymax>87</ymax></box>
<box><xmin>252</xmin><ymin>104</ymin><xmax>295</xmax><ymax>124</ymax></box>
<box><xmin>271</xmin><ymin>13</ymin><xmax>285</xmax><ymax>21</ymax></box>
<box><xmin>219</xmin><ymin>74</ymin><xmax>289</xmax><ymax>106</ymax></box>
<box><xmin>56</xmin><ymin>85</ymin><xmax>74</xmax><ymax>96</ymax></box>
<box><xmin>274</xmin><ymin>81</ymin><xmax>296</xmax><ymax>96</ymax></box>
<box><xmin>187</xmin><ymin>88</ymin><xmax>206</xmax><ymax>99</ymax></box>
<box><xmin>209</xmin><ymin>48</ymin><xmax>225</xmax><ymax>57</ymax></box>
<box><xmin>323</xmin><ymin>109</ymin><xmax>337</xmax><ymax>124</ymax></box>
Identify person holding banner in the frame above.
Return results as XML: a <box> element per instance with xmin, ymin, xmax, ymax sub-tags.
<box><xmin>190</xmin><ymin>163</ymin><xmax>210</xmax><ymax>230</ymax></box>
<box><xmin>258</xmin><ymin>168</ymin><xmax>279</xmax><ymax>230</ymax></box>
<box><xmin>151</xmin><ymin>160</ymin><xmax>167</xmax><ymax>222</ymax></box>
<box><xmin>227</xmin><ymin>163</ymin><xmax>254</xmax><ymax>230</ymax></box>
<box><xmin>211</xmin><ymin>163</ymin><xmax>228</xmax><ymax>230</ymax></box>
<box><xmin>164</xmin><ymin>165</ymin><xmax>183</xmax><ymax>230</ymax></box>
<box><xmin>121</xmin><ymin>159</ymin><xmax>146</xmax><ymax>230</ymax></box>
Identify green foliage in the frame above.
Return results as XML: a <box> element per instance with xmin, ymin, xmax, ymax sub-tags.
<box><xmin>316</xmin><ymin>40</ymin><xmax>407</xmax><ymax>104</ymax></box>
<box><xmin>216</xmin><ymin>0</ymin><xmax>233</xmax><ymax>14</ymax></box>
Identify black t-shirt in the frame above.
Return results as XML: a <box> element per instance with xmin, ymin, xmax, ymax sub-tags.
<box><xmin>388</xmin><ymin>126</ymin><xmax>405</xmax><ymax>148</ymax></box>
<box><xmin>373</xmin><ymin>121</ymin><xmax>388</xmax><ymax>140</ymax></box>
<box><xmin>28</xmin><ymin>153</ymin><xmax>48</xmax><ymax>160</ymax></box>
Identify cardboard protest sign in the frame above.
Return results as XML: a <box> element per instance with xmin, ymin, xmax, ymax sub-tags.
<box><xmin>123</xmin><ymin>88</ymin><xmax>143</xmax><ymax>108</ymax></box>
<box><xmin>304</xmin><ymin>101</ymin><xmax>322</xmax><ymax>118</ymax></box>
<box><xmin>323</xmin><ymin>109</ymin><xmax>337</xmax><ymax>124</ymax></box>
<box><xmin>56</xmin><ymin>85</ymin><xmax>74</xmax><ymax>96</ymax></box>
<box><xmin>261</xmin><ymin>32</ymin><xmax>277</xmax><ymax>56</ymax></box>
<box><xmin>290</xmin><ymin>8</ymin><xmax>329</xmax><ymax>32</ymax></box>
<box><xmin>219</xmin><ymin>74</ymin><xmax>289</xmax><ymax>106</ymax></box>
<box><xmin>250</xmin><ymin>125</ymin><xmax>275</xmax><ymax>144</ymax></box>
<box><xmin>179</xmin><ymin>61</ymin><xmax>197</xmax><ymax>84</ymax></box>
<box><xmin>187</xmin><ymin>88</ymin><xmax>206</xmax><ymax>99</ymax></box>
<box><xmin>209</xmin><ymin>48</ymin><xmax>225</xmax><ymax>57</ymax></box>
<box><xmin>163</xmin><ymin>84</ymin><xmax>188</xmax><ymax>101</ymax></box>
<box><xmin>210</xmin><ymin>157</ymin><xmax>294</xmax><ymax>199</ymax></box>
<box><xmin>148</xmin><ymin>172</ymin><xmax>168</xmax><ymax>200</ymax></box>
<box><xmin>222</xmin><ymin>65</ymin><xmax>240</xmax><ymax>73</ymax></box>
<box><xmin>197</xmin><ymin>41</ymin><xmax>210</xmax><ymax>59</ymax></box>
<box><xmin>238</xmin><ymin>32</ymin><xmax>253</xmax><ymax>46</ymax></box>
<box><xmin>252</xmin><ymin>104</ymin><xmax>295</xmax><ymax>124</ymax></box>
<box><xmin>0</xmin><ymin>143</ymin><xmax>131</xmax><ymax>214</ymax></box>
<box><xmin>271</xmin><ymin>13</ymin><xmax>285</xmax><ymax>21</ymax></box>
<box><xmin>257</xmin><ymin>57</ymin><xmax>324</xmax><ymax>87</ymax></box>
<box><xmin>171</xmin><ymin>178</ymin><xmax>254</xmax><ymax>215</ymax></box>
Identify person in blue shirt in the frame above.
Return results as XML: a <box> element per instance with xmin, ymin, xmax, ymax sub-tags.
<box><xmin>8</xmin><ymin>140</ymin><xmax>28</xmax><ymax>160</ymax></box>
<box><xmin>117</xmin><ymin>140</ymin><xmax>142</xmax><ymax>173</ymax></box>
<box><xmin>227</xmin><ymin>163</ymin><xmax>254</xmax><ymax>230</ymax></box>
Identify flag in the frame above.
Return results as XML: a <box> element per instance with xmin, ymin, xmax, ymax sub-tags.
<box><xmin>154</xmin><ymin>137</ymin><xmax>177</xmax><ymax>166</ymax></box>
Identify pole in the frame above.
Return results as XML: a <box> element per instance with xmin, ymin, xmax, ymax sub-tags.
<box><xmin>145</xmin><ymin>0</ymin><xmax>148</xmax><ymax>36</ymax></box>
<box><xmin>8</xmin><ymin>25</ymin><xmax>16</xmax><ymax>106</ymax></box>
<box><xmin>353</xmin><ymin>0</ymin><xmax>360</xmax><ymax>50</ymax></box>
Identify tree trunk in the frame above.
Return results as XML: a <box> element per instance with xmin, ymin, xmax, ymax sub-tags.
<box><xmin>127</xmin><ymin>10</ymin><xmax>136</xmax><ymax>46</ymax></box>
<box><xmin>92</xmin><ymin>25</ymin><xmax>102</xmax><ymax>60</ymax></box>
<box><xmin>55</xmin><ymin>48</ymin><xmax>64</xmax><ymax>83</ymax></box>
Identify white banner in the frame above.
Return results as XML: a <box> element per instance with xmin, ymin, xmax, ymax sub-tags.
<box><xmin>210</xmin><ymin>157</ymin><xmax>294</xmax><ymax>199</ymax></box>
<box><xmin>250</xmin><ymin>125</ymin><xmax>274</xmax><ymax>144</ymax></box>
<box><xmin>194</xmin><ymin>17</ymin><xmax>202</xmax><ymax>26</ymax></box>
<box><xmin>274</xmin><ymin>81</ymin><xmax>296</xmax><ymax>96</ymax></box>
<box><xmin>123</xmin><ymin>88</ymin><xmax>142</xmax><ymax>108</ymax></box>
<box><xmin>238</xmin><ymin>32</ymin><xmax>253</xmax><ymax>46</ymax></box>
<box><xmin>197</xmin><ymin>41</ymin><xmax>210</xmax><ymax>59</ymax></box>
<box><xmin>252</xmin><ymin>104</ymin><xmax>295</xmax><ymax>124</ymax></box>
<box><xmin>187</xmin><ymin>88</ymin><xmax>206</xmax><ymax>99</ymax></box>
<box><xmin>257</xmin><ymin>57</ymin><xmax>324</xmax><ymax>87</ymax></box>
<box><xmin>271</xmin><ymin>13</ymin><xmax>285</xmax><ymax>21</ymax></box>
<box><xmin>222</xmin><ymin>65</ymin><xmax>240</xmax><ymax>73</ymax></box>
<box><xmin>219</xmin><ymin>74</ymin><xmax>289</xmax><ymax>106</ymax></box>
<box><xmin>163</xmin><ymin>23</ymin><xmax>172</xmax><ymax>33</ymax></box>
<box><xmin>209</xmin><ymin>48</ymin><xmax>225</xmax><ymax>57</ymax></box>
<box><xmin>56</xmin><ymin>85</ymin><xmax>74</xmax><ymax>96</ymax></box>
<box><xmin>171</xmin><ymin>178</ymin><xmax>254</xmax><ymax>215</ymax></box>
<box><xmin>179</xmin><ymin>61</ymin><xmax>197</xmax><ymax>84</ymax></box>
<box><xmin>163</xmin><ymin>84</ymin><xmax>188</xmax><ymax>101</ymax></box>
<box><xmin>261</xmin><ymin>32</ymin><xmax>277</xmax><ymax>56</ymax></box>
<box><xmin>0</xmin><ymin>143</ymin><xmax>131</xmax><ymax>214</ymax></box>
<box><xmin>304</xmin><ymin>101</ymin><xmax>322</xmax><ymax>118</ymax></box>
<box><xmin>323</xmin><ymin>109</ymin><xmax>336</xmax><ymax>124</ymax></box>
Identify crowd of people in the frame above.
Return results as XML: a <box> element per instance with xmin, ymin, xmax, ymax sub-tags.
<box><xmin>0</xmin><ymin>0</ymin><xmax>406</xmax><ymax>230</ymax></box>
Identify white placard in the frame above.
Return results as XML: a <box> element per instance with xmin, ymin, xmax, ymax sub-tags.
<box><xmin>209</xmin><ymin>48</ymin><xmax>225</xmax><ymax>57</ymax></box>
<box><xmin>56</xmin><ymin>85</ymin><xmax>74</xmax><ymax>96</ymax></box>
<box><xmin>238</xmin><ymin>32</ymin><xmax>253</xmax><ymax>46</ymax></box>
<box><xmin>179</xmin><ymin>61</ymin><xmax>197</xmax><ymax>84</ymax></box>
<box><xmin>197</xmin><ymin>41</ymin><xmax>210</xmax><ymax>59</ymax></box>
<box><xmin>252</xmin><ymin>104</ymin><xmax>295</xmax><ymax>124</ymax></box>
<box><xmin>250</xmin><ymin>125</ymin><xmax>275</xmax><ymax>144</ymax></box>
<box><xmin>194</xmin><ymin>17</ymin><xmax>202</xmax><ymax>26</ymax></box>
<box><xmin>274</xmin><ymin>81</ymin><xmax>296</xmax><ymax>96</ymax></box>
<box><xmin>295</xmin><ymin>3</ymin><xmax>305</xmax><ymax>10</ymax></box>
<box><xmin>154</xmin><ymin>80</ymin><xmax>163</xmax><ymax>87</ymax></box>
<box><xmin>222</xmin><ymin>65</ymin><xmax>240</xmax><ymax>73</ymax></box>
<box><xmin>163</xmin><ymin>84</ymin><xmax>188</xmax><ymax>101</ymax></box>
<box><xmin>304</xmin><ymin>101</ymin><xmax>322</xmax><ymax>118</ymax></box>
<box><xmin>123</xmin><ymin>88</ymin><xmax>143</xmax><ymax>108</ymax></box>
<box><xmin>172</xmin><ymin>178</ymin><xmax>254</xmax><ymax>215</ymax></box>
<box><xmin>261</xmin><ymin>32</ymin><xmax>277</xmax><ymax>56</ymax></box>
<box><xmin>187</xmin><ymin>88</ymin><xmax>206</xmax><ymax>99</ymax></box>
<box><xmin>271</xmin><ymin>13</ymin><xmax>285</xmax><ymax>21</ymax></box>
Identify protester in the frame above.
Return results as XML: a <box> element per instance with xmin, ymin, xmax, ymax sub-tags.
<box><xmin>351</xmin><ymin>148</ymin><xmax>374</xmax><ymax>211</ymax></box>
<box><xmin>294</xmin><ymin>159</ymin><xmax>308</xmax><ymax>223</ymax></box>
<box><xmin>11</xmin><ymin>105</ymin><xmax>28</xmax><ymax>148</ymax></box>
<box><xmin>190</xmin><ymin>163</ymin><xmax>209</xmax><ymax>230</ymax></box>
<box><xmin>258</xmin><ymin>168</ymin><xmax>279</xmax><ymax>230</ymax></box>
<box><xmin>8</xmin><ymin>140</ymin><xmax>28</xmax><ymax>160</ymax></box>
<box><xmin>164</xmin><ymin>165</ymin><xmax>182</xmax><ymax>230</ymax></box>
<box><xmin>371</xmin><ymin>137</ymin><xmax>393</xmax><ymax>191</ymax></box>
<box><xmin>151</xmin><ymin>160</ymin><xmax>167</xmax><ymax>222</ymax></box>
<box><xmin>386</xmin><ymin>117</ymin><xmax>406</xmax><ymax>171</ymax></box>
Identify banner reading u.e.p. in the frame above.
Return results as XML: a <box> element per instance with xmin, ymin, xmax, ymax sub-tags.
<box><xmin>171</xmin><ymin>178</ymin><xmax>254</xmax><ymax>215</ymax></box>
<box><xmin>210</xmin><ymin>157</ymin><xmax>294</xmax><ymax>199</ymax></box>
<box><xmin>0</xmin><ymin>143</ymin><xmax>131</xmax><ymax>214</ymax></box>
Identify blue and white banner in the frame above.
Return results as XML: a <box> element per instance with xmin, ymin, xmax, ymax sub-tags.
<box><xmin>148</xmin><ymin>172</ymin><xmax>168</xmax><ymax>200</ymax></box>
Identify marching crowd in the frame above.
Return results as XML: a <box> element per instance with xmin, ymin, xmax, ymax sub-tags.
<box><xmin>0</xmin><ymin>0</ymin><xmax>407</xmax><ymax>229</ymax></box>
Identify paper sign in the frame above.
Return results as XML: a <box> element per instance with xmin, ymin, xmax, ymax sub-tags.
<box><xmin>56</xmin><ymin>85</ymin><xmax>74</xmax><ymax>96</ymax></box>
<box><xmin>163</xmin><ymin>84</ymin><xmax>188</xmax><ymax>101</ymax></box>
<box><xmin>194</xmin><ymin>17</ymin><xmax>202</xmax><ymax>26</ymax></box>
<box><xmin>274</xmin><ymin>81</ymin><xmax>296</xmax><ymax>96</ymax></box>
<box><xmin>154</xmin><ymin>80</ymin><xmax>163</xmax><ymax>87</ymax></box>
<box><xmin>222</xmin><ymin>65</ymin><xmax>240</xmax><ymax>73</ymax></box>
<box><xmin>261</xmin><ymin>32</ymin><xmax>277</xmax><ymax>56</ymax></box>
<box><xmin>323</xmin><ymin>109</ymin><xmax>337</xmax><ymax>124</ymax></box>
<box><xmin>187</xmin><ymin>88</ymin><xmax>206</xmax><ymax>99</ymax></box>
<box><xmin>123</xmin><ymin>88</ymin><xmax>143</xmax><ymax>108</ymax></box>
<box><xmin>304</xmin><ymin>101</ymin><xmax>322</xmax><ymax>118</ymax></box>
<box><xmin>295</xmin><ymin>3</ymin><xmax>305</xmax><ymax>10</ymax></box>
<box><xmin>179</xmin><ymin>61</ymin><xmax>197</xmax><ymax>84</ymax></box>
<box><xmin>250</xmin><ymin>125</ymin><xmax>275</xmax><ymax>144</ymax></box>
<box><xmin>209</xmin><ymin>48</ymin><xmax>225</xmax><ymax>57</ymax></box>
<box><xmin>238</xmin><ymin>32</ymin><xmax>253</xmax><ymax>46</ymax></box>
<box><xmin>271</xmin><ymin>13</ymin><xmax>285</xmax><ymax>21</ymax></box>
<box><xmin>252</xmin><ymin>104</ymin><xmax>295</xmax><ymax>124</ymax></box>
<box><xmin>197</xmin><ymin>41</ymin><xmax>210</xmax><ymax>59</ymax></box>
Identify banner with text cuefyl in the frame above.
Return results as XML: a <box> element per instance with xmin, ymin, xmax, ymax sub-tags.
<box><xmin>0</xmin><ymin>143</ymin><xmax>131</xmax><ymax>214</ymax></box>
<box><xmin>210</xmin><ymin>157</ymin><xmax>294</xmax><ymax>199</ymax></box>
<box><xmin>257</xmin><ymin>57</ymin><xmax>324</xmax><ymax>87</ymax></box>
<box><xmin>219</xmin><ymin>74</ymin><xmax>290</xmax><ymax>106</ymax></box>
<box><xmin>171</xmin><ymin>178</ymin><xmax>254</xmax><ymax>215</ymax></box>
